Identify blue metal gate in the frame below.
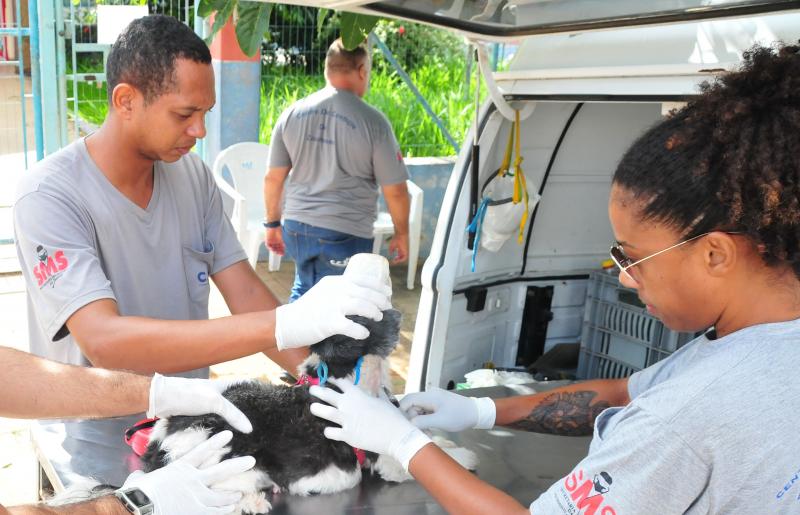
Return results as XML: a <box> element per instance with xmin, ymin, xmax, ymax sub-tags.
<box><xmin>0</xmin><ymin>0</ymin><xmax>37</xmax><ymax>168</ymax></box>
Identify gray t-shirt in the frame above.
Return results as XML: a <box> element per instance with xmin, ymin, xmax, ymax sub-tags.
<box><xmin>269</xmin><ymin>86</ymin><xmax>408</xmax><ymax>239</ymax></box>
<box><xmin>14</xmin><ymin>138</ymin><xmax>246</xmax><ymax>483</ymax></box>
<box><xmin>530</xmin><ymin>318</ymin><xmax>800</xmax><ymax>514</ymax></box>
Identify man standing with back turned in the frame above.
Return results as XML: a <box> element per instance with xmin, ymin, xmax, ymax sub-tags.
<box><xmin>264</xmin><ymin>39</ymin><xmax>410</xmax><ymax>301</ymax></box>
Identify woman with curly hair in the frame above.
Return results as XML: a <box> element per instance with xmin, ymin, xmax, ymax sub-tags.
<box><xmin>309</xmin><ymin>42</ymin><xmax>800</xmax><ymax>514</ymax></box>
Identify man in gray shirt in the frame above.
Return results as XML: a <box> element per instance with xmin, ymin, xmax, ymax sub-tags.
<box><xmin>264</xmin><ymin>39</ymin><xmax>410</xmax><ymax>301</ymax></box>
<box><xmin>13</xmin><ymin>15</ymin><xmax>391</xmax><ymax>485</ymax></box>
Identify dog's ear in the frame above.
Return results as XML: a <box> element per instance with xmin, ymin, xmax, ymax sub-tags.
<box><xmin>310</xmin><ymin>309</ymin><xmax>402</xmax><ymax>362</ymax></box>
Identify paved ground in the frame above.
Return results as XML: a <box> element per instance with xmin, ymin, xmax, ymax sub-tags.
<box><xmin>0</xmin><ymin>256</ymin><xmax>421</xmax><ymax>506</ymax></box>
<box><xmin>0</xmin><ymin>71</ymin><xmax>35</xmax><ymax>157</ymax></box>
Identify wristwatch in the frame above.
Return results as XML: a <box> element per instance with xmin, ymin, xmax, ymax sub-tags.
<box><xmin>263</xmin><ymin>220</ymin><xmax>281</xmax><ymax>229</ymax></box>
<box><xmin>114</xmin><ymin>487</ymin><xmax>154</xmax><ymax>515</ymax></box>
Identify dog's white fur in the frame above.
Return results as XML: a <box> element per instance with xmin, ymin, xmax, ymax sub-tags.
<box><xmin>147</xmin><ymin>355</ymin><xmax>478</xmax><ymax>515</ymax></box>
<box><xmin>287</xmin><ymin>463</ymin><xmax>362</xmax><ymax>496</ymax></box>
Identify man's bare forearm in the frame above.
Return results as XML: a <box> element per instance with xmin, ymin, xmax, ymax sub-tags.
<box><xmin>409</xmin><ymin>444</ymin><xmax>529</xmax><ymax>515</ymax></box>
<box><xmin>495</xmin><ymin>378</ymin><xmax>630</xmax><ymax>436</ymax></box>
<box><xmin>67</xmin><ymin>299</ymin><xmax>280</xmax><ymax>375</ymax></box>
<box><xmin>382</xmin><ymin>182</ymin><xmax>410</xmax><ymax>235</ymax></box>
<box><xmin>1</xmin><ymin>347</ymin><xmax>149</xmax><ymax>419</ymax></box>
<box><xmin>7</xmin><ymin>496</ymin><xmax>126</xmax><ymax>514</ymax></box>
<box><xmin>263</xmin><ymin>166</ymin><xmax>290</xmax><ymax>222</ymax></box>
<box><xmin>213</xmin><ymin>261</ymin><xmax>307</xmax><ymax>373</ymax></box>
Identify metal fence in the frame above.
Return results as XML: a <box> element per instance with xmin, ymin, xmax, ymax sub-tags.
<box><xmin>65</xmin><ymin>4</ymin><xmax>480</xmax><ymax>158</ymax></box>
<box><xmin>66</xmin><ymin>0</ymin><xmax>196</xmax><ymax>136</ymax></box>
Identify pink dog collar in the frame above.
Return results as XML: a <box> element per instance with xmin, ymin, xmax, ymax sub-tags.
<box><xmin>295</xmin><ymin>374</ymin><xmax>320</xmax><ymax>386</ymax></box>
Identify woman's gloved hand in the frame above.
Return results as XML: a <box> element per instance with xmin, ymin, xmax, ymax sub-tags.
<box><xmin>274</xmin><ymin>274</ymin><xmax>392</xmax><ymax>350</ymax></box>
<box><xmin>148</xmin><ymin>373</ymin><xmax>253</xmax><ymax>433</ymax></box>
<box><xmin>309</xmin><ymin>378</ymin><xmax>432</xmax><ymax>471</ymax></box>
<box><xmin>399</xmin><ymin>387</ymin><xmax>496</xmax><ymax>432</ymax></box>
<box><xmin>120</xmin><ymin>430</ymin><xmax>255</xmax><ymax>515</ymax></box>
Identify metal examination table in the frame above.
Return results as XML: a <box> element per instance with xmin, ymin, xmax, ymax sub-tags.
<box><xmin>32</xmin><ymin>381</ymin><xmax>591</xmax><ymax>513</ymax></box>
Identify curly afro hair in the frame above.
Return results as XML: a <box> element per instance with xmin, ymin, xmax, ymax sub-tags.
<box><xmin>613</xmin><ymin>42</ymin><xmax>800</xmax><ymax>276</ymax></box>
<box><xmin>106</xmin><ymin>15</ymin><xmax>211</xmax><ymax>105</ymax></box>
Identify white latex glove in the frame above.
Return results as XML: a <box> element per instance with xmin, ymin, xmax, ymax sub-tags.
<box><xmin>399</xmin><ymin>387</ymin><xmax>496</xmax><ymax>432</ymax></box>
<box><xmin>148</xmin><ymin>374</ymin><xmax>253</xmax><ymax>433</ymax></box>
<box><xmin>121</xmin><ymin>430</ymin><xmax>256</xmax><ymax>515</ymax></box>
<box><xmin>309</xmin><ymin>378</ymin><xmax>432</xmax><ymax>471</ymax></box>
<box><xmin>274</xmin><ymin>273</ymin><xmax>392</xmax><ymax>351</ymax></box>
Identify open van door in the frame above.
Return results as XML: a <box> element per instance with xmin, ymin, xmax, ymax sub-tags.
<box><xmin>278</xmin><ymin>1</ymin><xmax>799</xmax><ymax>39</ymax></box>
<box><xmin>275</xmin><ymin>1</ymin><xmax>800</xmax><ymax>393</ymax></box>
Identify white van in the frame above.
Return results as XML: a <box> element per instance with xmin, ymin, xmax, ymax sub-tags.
<box><xmin>294</xmin><ymin>0</ymin><xmax>800</xmax><ymax>392</ymax></box>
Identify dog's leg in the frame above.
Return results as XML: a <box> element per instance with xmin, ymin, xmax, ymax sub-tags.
<box><xmin>357</xmin><ymin>355</ymin><xmax>389</xmax><ymax>396</ymax></box>
<box><xmin>286</xmin><ymin>464</ymin><xmax>361</xmax><ymax>496</ymax></box>
<box><xmin>372</xmin><ymin>435</ymin><xmax>479</xmax><ymax>483</ymax></box>
<box><xmin>213</xmin><ymin>469</ymin><xmax>274</xmax><ymax>515</ymax></box>
<box><xmin>372</xmin><ymin>454</ymin><xmax>412</xmax><ymax>483</ymax></box>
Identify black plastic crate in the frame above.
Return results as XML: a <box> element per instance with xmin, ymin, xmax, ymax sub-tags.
<box><xmin>577</xmin><ymin>271</ymin><xmax>696</xmax><ymax>379</ymax></box>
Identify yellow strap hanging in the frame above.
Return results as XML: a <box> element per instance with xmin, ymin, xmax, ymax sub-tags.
<box><xmin>498</xmin><ymin>120</ymin><xmax>514</xmax><ymax>178</ymax></box>
<box><xmin>511</xmin><ymin>110</ymin><xmax>529</xmax><ymax>243</ymax></box>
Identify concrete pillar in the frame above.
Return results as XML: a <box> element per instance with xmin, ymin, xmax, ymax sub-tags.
<box><xmin>205</xmin><ymin>19</ymin><xmax>261</xmax><ymax>167</ymax></box>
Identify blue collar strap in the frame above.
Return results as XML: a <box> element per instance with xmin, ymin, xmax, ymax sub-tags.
<box><xmin>353</xmin><ymin>356</ymin><xmax>364</xmax><ymax>385</ymax></box>
<box><xmin>316</xmin><ymin>361</ymin><xmax>329</xmax><ymax>386</ymax></box>
<box><xmin>467</xmin><ymin>197</ymin><xmax>491</xmax><ymax>272</ymax></box>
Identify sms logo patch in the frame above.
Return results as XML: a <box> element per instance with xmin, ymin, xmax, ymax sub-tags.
<box><xmin>32</xmin><ymin>245</ymin><xmax>69</xmax><ymax>289</ymax></box>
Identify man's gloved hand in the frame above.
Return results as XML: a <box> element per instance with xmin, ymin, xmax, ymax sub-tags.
<box><xmin>399</xmin><ymin>387</ymin><xmax>496</xmax><ymax>432</ymax></box>
<box><xmin>309</xmin><ymin>378</ymin><xmax>431</xmax><ymax>471</ymax></box>
<box><xmin>274</xmin><ymin>274</ymin><xmax>392</xmax><ymax>351</ymax></box>
<box><xmin>148</xmin><ymin>374</ymin><xmax>253</xmax><ymax>433</ymax></box>
<box><xmin>120</xmin><ymin>430</ymin><xmax>255</xmax><ymax>515</ymax></box>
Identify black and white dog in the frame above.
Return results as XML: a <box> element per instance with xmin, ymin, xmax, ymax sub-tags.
<box><xmin>141</xmin><ymin>310</ymin><xmax>477</xmax><ymax>514</ymax></box>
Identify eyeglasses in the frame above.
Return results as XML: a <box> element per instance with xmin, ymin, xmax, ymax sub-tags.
<box><xmin>609</xmin><ymin>231</ymin><xmax>740</xmax><ymax>284</ymax></box>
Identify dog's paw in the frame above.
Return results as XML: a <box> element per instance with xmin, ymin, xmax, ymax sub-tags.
<box><xmin>372</xmin><ymin>454</ymin><xmax>412</xmax><ymax>483</ymax></box>
<box><xmin>239</xmin><ymin>491</ymin><xmax>272</xmax><ymax>514</ymax></box>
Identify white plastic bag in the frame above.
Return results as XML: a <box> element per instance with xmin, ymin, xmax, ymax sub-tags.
<box><xmin>480</xmin><ymin>173</ymin><xmax>540</xmax><ymax>252</ymax></box>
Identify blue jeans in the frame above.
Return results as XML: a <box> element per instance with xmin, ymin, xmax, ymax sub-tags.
<box><xmin>283</xmin><ymin>219</ymin><xmax>374</xmax><ymax>302</ymax></box>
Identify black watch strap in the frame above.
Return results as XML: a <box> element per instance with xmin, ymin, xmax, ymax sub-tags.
<box><xmin>263</xmin><ymin>220</ymin><xmax>281</xmax><ymax>229</ymax></box>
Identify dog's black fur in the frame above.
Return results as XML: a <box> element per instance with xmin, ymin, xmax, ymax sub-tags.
<box><xmin>141</xmin><ymin>310</ymin><xmax>401</xmax><ymax>500</ymax></box>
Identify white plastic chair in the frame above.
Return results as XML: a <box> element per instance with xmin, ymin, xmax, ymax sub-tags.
<box><xmin>211</xmin><ymin>142</ymin><xmax>273</xmax><ymax>270</ymax></box>
<box><xmin>372</xmin><ymin>179</ymin><xmax>424</xmax><ymax>290</ymax></box>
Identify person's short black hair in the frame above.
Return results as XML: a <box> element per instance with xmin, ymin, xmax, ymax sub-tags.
<box><xmin>106</xmin><ymin>14</ymin><xmax>211</xmax><ymax>104</ymax></box>
<box><xmin>613</xmin><ymin>42</ymin><xmax>800</xmax><ymax>276</ymax></box>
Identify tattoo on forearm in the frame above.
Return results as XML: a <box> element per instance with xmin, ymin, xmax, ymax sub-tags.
<box><xmin>507</xmin><ymin>391</ymin><xmax>610</xmax><ymax>436</ymax></box>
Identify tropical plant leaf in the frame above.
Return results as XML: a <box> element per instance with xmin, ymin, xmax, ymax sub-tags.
<box><xmin>235</xmin><ymin>1</ymin><xmax>272</xmax><ymax>57</ymax></box>
<box><xmin>340</xmin><ymin>12</ymin><xmax>379</xmax><ymax>49</ymax></box>
<box><xmin>205</xmin><ymin>0</ymin><xmax>236</xmax><ymax>45</ymax></box>
<box><xmin>316</xmin><ymin>8</ymin><xmax>331</xmax><ymax>40</ymax></box>
<box><xmin>197</xmin><ymin>0</ymin><xmax>228</xmax><ymax>19</ymax></box>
